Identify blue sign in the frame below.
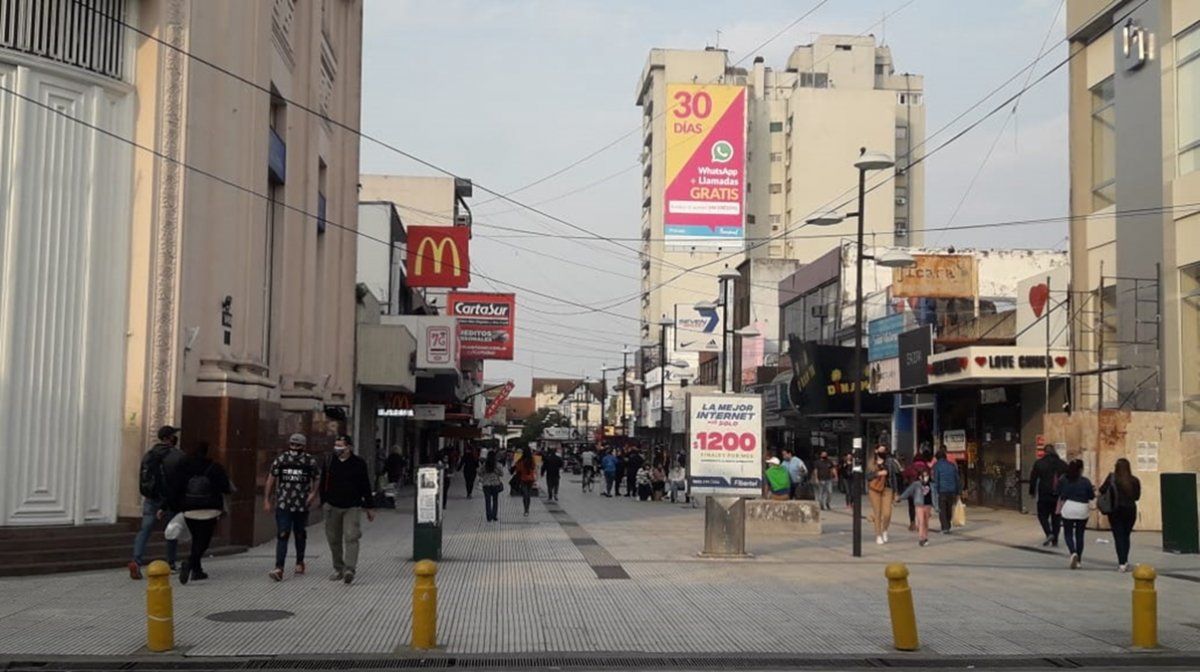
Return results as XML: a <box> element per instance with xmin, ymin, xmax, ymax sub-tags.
<box><xmin>868</xmin><ymin>313</ymin><xmax>912</xmax><ymax>362</ymax></box>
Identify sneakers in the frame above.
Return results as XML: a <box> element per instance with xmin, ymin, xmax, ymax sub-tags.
<box><xmin>329</xmin><ymin>571</ymin><xmax>344</xmax><ymax>581</ymax></box>
<box><xmin>1042</xmin><ymin>536</ymin><xmax>1054</xmax><ymax>547</ymax></box>
<box><xmin>191</xmin><ymin>570</ymin><xmax>209</xmax><ymax>581</ymax></box>
<box><xmin>268</xmin><ymin>568</ymin><xmax>284</xmax><ymax>582</ymax></box>
<box><xmin>343</xmin><ymin>571</ymin><xmax>355</xmax><ymax>585</ymax></box>
<box><xmin>876</xmin><ymin>535</ymin><xmax>884</xmax><ymax>545</ymax></box>
<box><xmin>882</xmin><ymin>531</ymin><xmax>889</xmax><ymax>543</ymax></box>
<box><xmin>128</xmin><ymin>562</ymin><xmax>142</xmax><ymax>580</ymax></box>
<box><xmin>178</xmin><ymin>561</ymin><xmax>190</xmax><ymax>585</ymax></box>
<box><xmin>1119</xmin><ymin>564</ymin><xmax>1130</xmax><ymax>573</ymax></box>
<box><xmin>294</xmin><ymin>562</ymin><xmax>306</xmax><ymax>576</ymax></box>
<box><xmin>919</xmin><ymin>539</ymin><xmax>929</xmax><ymax>547</ymax></box>
<box><xmin>1069</xmin><ymin>553</ymin><xmax>1081</xmax><ymax>569</ymax></box>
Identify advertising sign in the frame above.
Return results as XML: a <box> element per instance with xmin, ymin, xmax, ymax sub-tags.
<box><xmin>687</xmin><ymin>393</ymin><xmax>763</xmax><ymax>497</ymax></box>
<box><xmin>926</xmin><ymin>346</ymin><xmax>1069</xmax><ymax>384</ymax></box>
<box><xmin>892</xmin><ymin>254</ymin><xmax>977</xmax><ymax>299</ymax></box>
<box><xmin>447</xmin><ymin>292</ymin><xmax>515</xmax><ymax>360</ymax></box>
<box><xmin>869</xmin><ymin>357</ymin><xmax>900</xmax><ymax>393</ymax></box>
<box><xmin>664</xmin><ymin>84</ymin><xmax>746</xmax><ymax>247</ymax></box>
<box><xmin>897</xmin><ymin>326</ymin><xmax>933</xmax><ymax>390</ymax></box>
<box><xmin>868</xmin><ymin>313</ymin><xmax>914</xmax><ymax>362</ymax></box>
<box><xmin>414</xmin><ymin>404</ymin><xmax>446</xmax><ymax>421</ymax></box>
<box><xmin>416</xmin><ymin>466</ymin><xmax>441</xmax><ymax>525</ymax></box>
<box><xmin>1015</xmin><ymin>266</ymin><xmax>1070</xmax><ymax>349</ymax></box>
<box><xmin>383</xmin><ymin>316</ymin><xmax>460</xmax><ymax>371</ymax></box>
<box><xmin>675</xmin><ymin>302</ymin><xmax>722</xmax><ymax>352</ymax></box>
<box><xmin>406</xmin><ymin>226</ymin><xmax>470</xmax><ymax>288</ymax></box>
<box><xmin>943</xmin><ymin>429</ymin><xmax>967</xmax><ymax>455</ymax></box>
<box><xmin>484</xmin><ymin>381</ymin><xmax>515</xmax><ymax>419</ymax></box>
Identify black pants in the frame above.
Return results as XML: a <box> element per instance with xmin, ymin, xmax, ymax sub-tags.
<box><xmin>184</xmin><ymin>517</ymin><xmax>217</xmax><ymax>574</ymax></box>
<box><xmin>546</xmin><ymin>474</ymin><xmax>560</xmax><ymax>500</ymax></box>
<box><xmin>908</xmin><ymin>497</ymin><xmax>916</xmax><ymax>525</ymax></box>
<box><xmin>613</xmin><ymin>472</ymin><xmax>623</xmax><ymax>496</ymax></box>
<box><xmin>520</xmin><ymin>483</ymin><xmax>532</xmax><ymax>513</ymax></box>
<box><xmin>464</xmin><ymin>471</ymin><xmax>476</xmax><ymax>497</ymax></box>
<box><xmin>1036</xmin><ymin>496</ymin><xmax>1062</xmax><ymax>542</ymax></box>
<box><xmin>626</xmin><ymin>473</ymin><xmax>637</xmax><ymax>496</ymax></box>
<box><xmin>1108</xmin><ymin>507</ymin><xmax>1136</xmax><ymax>565</ymax></box>
<box><xmin>938</xmin><ymin>494</ymin><xmax>957</xmax><ymax>531</ymax></box>
<box><xmin>1063</xmin><ymin>518</ymin><xmax>1087</xmax><ymax>558</ymax></box>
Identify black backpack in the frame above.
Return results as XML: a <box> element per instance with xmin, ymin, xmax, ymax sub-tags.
<box><xmin>139</xmin><ymin>448</ymin><xmax>168</xmax><ymax>499</ymax></box>
<box><xmin>183</xmin><ymin>464</ymin><xmax>216</xmax><ymax>510</ymax></box>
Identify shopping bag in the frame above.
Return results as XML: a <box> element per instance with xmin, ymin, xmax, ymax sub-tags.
<box><xmin>164</xmin><ymin>512</ymin><xmax>189</xmax><ymax>541</ymax></box>
<box><xmin>952</xmin><ymin>498</ymin><xmax>967</xmax><ymax>527</ymax></box>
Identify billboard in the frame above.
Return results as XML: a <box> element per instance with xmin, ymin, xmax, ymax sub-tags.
<box><xmin>406</xmin><ymin>226</ymin><xmax>470</xmax><ymax>288</ymax></box>
<box><xmin>891</xmin><ymin>254</ymin><xmax>977</xmax><ymax>299</ymax></box>
<box><xmin>664</xmin><ymin>84</ymin><xmax>746</xmax><ymax>247</ymax></box>
<box><xmin>1015</xmin><ymin>266</ymin><xmax>1070</xmax><ymax>349</ymax></box>
<box><xmin>447</xmin><ymin>292</ymin><xmax>515</xmax><ymax>360</ymax></box>
<box><xmin>868</xmin><ymin>313</ymin><xmax>915</xmax><ymax>362</ymax></box>
<box><xmin>897</xmin><ymin>326</ymin><xmax>933</xmax><ymax>390</ymax></box>
<box><xmin>687</xmin><ymin>393</ymin><xmax>763</xmax><ymax>497</ymax></box>
<box><xmin>674</xmin><ymin>302</ymin><xmax>722</xmax><ymax>352</ymax></box>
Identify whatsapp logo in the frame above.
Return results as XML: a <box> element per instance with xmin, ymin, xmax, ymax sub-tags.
<box><xmin>711</xmin><ymin>140</ymin><xmax>734</xmax><ymax>163</ymax></box>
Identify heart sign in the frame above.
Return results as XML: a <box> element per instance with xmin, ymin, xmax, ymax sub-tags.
<box><xmin>958</xmin><ymin>357</ymin><xmax>970</xmax><ymax>369</ymax></box>
<box><xmin>1055</xmin><ymin>356</ymin><xmax>1068</xmax><ymax>367</ymax></box>
<box><xmin>975</xmin><ymin>356</ymin><xmax>988</xmax><ymax>367</ymax></box>
<box><xmin>1029</xmin><ymin>283</ymin><xmax>1050</xmax><ymax>318</ymax></box>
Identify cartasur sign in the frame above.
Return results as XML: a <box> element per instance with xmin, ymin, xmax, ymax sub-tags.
<box><xmin>664</xmin><ymin>84</ymin><xmax>746</xmax><ymax>247</ymax></box>
<box><xmin>447</xmin><ymin>292</ymin><xmax>515</xmax><ymax>360</ymax></box>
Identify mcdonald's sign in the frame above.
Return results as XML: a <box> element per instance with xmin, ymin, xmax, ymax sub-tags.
<box><xmin>406</xmin><ymin>226</ymin><xmax>470</xmax><ymax>288</ymax></box>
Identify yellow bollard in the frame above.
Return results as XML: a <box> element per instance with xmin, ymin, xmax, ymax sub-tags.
<box><xmin>885</xmin><ymin>563</ymin><xmax>919</xmax><ymax>651</ymax></box>
<box><xmin>1132</xmin><ymin>564</ymin><xmax>1158</xmax><ymax>649</ymax></box>
<box><xmin>411</xmin><ymin>560</ymin><xmax>438</xmax><ymax>650</ymax></box>
<box><xmin>145</xmin><ymin>560</ymin><xmax>174</xmax><ymax>652</ymax></box>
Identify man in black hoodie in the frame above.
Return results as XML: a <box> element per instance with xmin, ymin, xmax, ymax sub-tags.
<box><xmin>625</xmin><ymin>448</ymin><xmax>644</xmax><ymax>498</ymax></box>
<box><xmin>541</xmin><ymin>447</ymin><xmax>564</xmax><ymax>501</ymax></box>
<box><xmin>321</xmin><ymin>435</ymin><xmax>375</xmax><ymax>584</ymax></box>
<box><xmin>129</xmin><ymin>425</ymin><xmax>185</xmax><ymax>579</ymax></box>
<box><xmin>1029</xmin><ymin>445</ymin><xmax>1068</xmax><ymax>547</ymax></box>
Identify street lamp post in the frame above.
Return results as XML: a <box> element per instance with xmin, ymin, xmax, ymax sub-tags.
<box><xmin>657</xmin><ymin>316</ymin><xmax>672</xmax><ymax>464</ymax></box>
<box><xmin>621</xmin><ymin>348</ymin><xmax>633</xmax><ymax>435</ymax></box>
<box><xmin>807</xmin><ymin>148</ymin><xmax>913</xmax><ymax>559</ymax></box>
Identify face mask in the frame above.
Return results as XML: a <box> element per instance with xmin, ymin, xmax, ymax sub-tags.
<box><xmin>334</xmin><ymin>445</ymin><xmax>348</xmax><ymax>454</ymax></box>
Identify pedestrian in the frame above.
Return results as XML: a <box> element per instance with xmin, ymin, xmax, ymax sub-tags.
<box><xmin>1029</xmin><ymin>445</ymin><xmax>1068</xmax><ymax>547</ymax></box>
<box><xmin>541</xmin><ymin>446</ymin><xmax>564</xmax><ymax>501</ymax></box>
<box><xmin>902</xmin><ymin>452</ymin><xmax>928</xmax><ymax>531</ymax></box>
<box><xmin>580</xmin><ymin>444</ymin><xmax>597</xmax><ymax>492</ymax></box>
<box><xmin>129</xmin><ymin>425</ymin><xmax>186</xmax><ymax>579</ymax></box>
<box><xmin>668</xmin><ymin>457</ymin><xmax>687</xmax><ymax>504</ymax></box>
<box><xmin>512</xmin><ymin>448</ymin><xmax>538</xmax><ymax>516</ymax></box>
<box><xmin>461</xmin><ymin>447</ymin><xmax>479</xmax><ymax>499</ymax></box>
<box><xmin>320</xmin><ymin>435</ymin><xmax>375</xmax><ymax>585</ymax></box>
<box><xmin>896</xmin><ymin>467</ymin><xmax>934</xmax><ymax>547</ymax></box>
<box><xmin>625</xmin><ymin>448</ymin><xmax>643</xmax><ymax>498</ymax></box>
<box><xmin>651</xmin><ymin>458</ymin><xmax>667</xmax><ymax>501</ymax></box>
<box><xmin>866</xmin><ymin>446</ymin><xmax>902</xmax><ymax>544</ymax></box>
<box><xmin>781</xmin><ymin>448</ymin><xmax>808</xmax><ymax>500</ymax></box>
<box><xmin>1099</xmin><ymin>457</ymin><xmax>1141</xmax><ymax>572</ymax></box>
<box><xmin>765</xmin><ymin>456</ymin><xmax>791</xmax><ymax>500</ymax></box>
<box><xmin>812</xmin><ymin>450</ymin><xmax>837</xmax><ymax>510</ymax></box>
<box><xmin>839</xmin><ymin>453</ymin><xmax>854</xmax><ymax>508</ymax></box>
<box><xmin>601</xmin><ymin>449</ymin><xmax>619</xmax><ymax>497</ymax></box>
<box><xmin>480</xmin><ymin>450</ymin><xmax>505</xmax><ymax>522</ymax></box>
<box><xmin>1056</xmin><ymin>458</ymin><xmax>1095</xmax><ymax>569</ymax></box>
<box><xmin>931</xmin><ymin>450</ymin><xmax>960</xmax><ymax>534</ymax></box>
<box><xmin>264</xmin><ymin>433</ymin><xmax>321</xmax><ymax>582</ymax></box>
<box><xmin>167</xmin><ymin>442</ymin><xmax>232</xmax><ymax>584</ymax></box>
<box><xmin>385</xmin><ymin>447</ymin><xmax>405</xmax><ymax>509</ymax></box>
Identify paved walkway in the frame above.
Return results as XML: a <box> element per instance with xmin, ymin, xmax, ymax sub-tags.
<box><xmin>1</xmin><ymin>475</ymin><xmax>1199</xmax><ymax>658</ymax></box>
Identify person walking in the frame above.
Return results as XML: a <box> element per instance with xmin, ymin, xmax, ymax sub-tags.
<box><xmin>166</xmin><ymin>442</ymin><xmax>232</xmax><ymax>584</ymax></box>
<box><xmin>625</xmin><ymin>448</ymin><xmax>643</xmax><ymax>498</ymax></box>
<box><xmin>781</xmin><ymin>448</ymin><xmax>808</xmax><ymax>500</ymax></box>
<box><xmin>320</xmin><ymin>435</ymin><xmax>375</xmax><ymax>585</ymax></box>
<box><xmin>601</xmin><ymin>449</ymin><xmax>619</xmax><ymax>497</ymax></box>
<box><xmin>765</xmin><ymin>456</ymin><xmax>791</xmax><ymax>500</ymax></box>
<box><xmin>896</xmin><ymin>467</ymin><xmax>935</xmax><ymax>547</ymax></box>
<box><xmin>1056</xmin><ymin>458</ymin><xmax>1095</xmax><ymax>569</ymax></box>
<box><xmin>512</xmin><ymin>449</ymin><xmax>538</xmax><ymax>516</ymax></box>
<box><xmin>931</xmin><ymin>450</ymin><xmax>961</xmax><ymax>534</ymax></box>
<box><xmin>866</xmin><ymin>447</ymin><xmax>902</xmax><ymax>544</ymax></box>
<box><xmin>1100</xmin><ymin>458</ymin><xmax>1141</xmax><ymax>572</ymax></box>
<box><xmin>812</xmin><ymin>451</ymin><xmax>837</xmax><ymax>511</ymax></box>
<box><xmin>541</xmin><ymin>447</ymin><xmax>564</xmax><ymax>501</ymax></box>
<box><xmin>264</xmin><ymin>433</ymin><xmax>321</xmax><ymax>582</ymax></box>
<box><xmin>839</xmin><ymin>453</ymin><xmax>855</xmax><ymax>508</ymax></box>
<box><xmin>480</xmin><ymin>451</ymin><xmax>505</xmax><ymax>522</ymax></box>
<box><xmin>1029</xmin><ymin>445</ymin><xmax>1068</xmax><ymax>547</ymax></box>
<box><xmin>461</xmin><ymin>447</ymin><xmax>479</xmax><ymax>499</ymax></box>
<box><xmin>580</xmin><ymin>445</ymin><xmax>597</xmax><ymax>493</ymax></box>
<box><xmin>902</xmin><ymin>452</ymin><xmax>929</xmax><ymax>531</ymax></box>
<box><xmin>129</xmin><ymin>425</ymin><xmax>185</xmax><ymax>579</ymax></box>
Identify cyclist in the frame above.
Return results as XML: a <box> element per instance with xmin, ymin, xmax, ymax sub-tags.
<box><xmin>580</xmin><ymin>445</ymin><xmax>598</xmax><ymax>493</ymax></box>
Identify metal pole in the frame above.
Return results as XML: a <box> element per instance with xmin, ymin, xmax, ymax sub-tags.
<box><xmin>660</xmin><ymin>322</ymin><xmax>668</xmax><ymax>467</ymax></box>
<box><xmin>621</xmin><ymin>351</ymin><xmax>629</xmax><ymax>435</ymax></box>
<box><xmin>852</xmin><ymin>166</ymin><xmax>867</xmax><ymax>559</ymax></box>
<box><xmin>721</xmin><ymin>278</ymin><xmax>729</xmax><ymax>393</ymax></box>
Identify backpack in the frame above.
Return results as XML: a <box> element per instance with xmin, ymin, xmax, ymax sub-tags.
<box><xmin>183</xmin><ymin>464</ymin><xmax>216</xmax><ymax>510</ymax></box>
<box><xmin>139</xmin><ymin>448</ymin><xmax>168</xmax><ymax>499</ymax></box>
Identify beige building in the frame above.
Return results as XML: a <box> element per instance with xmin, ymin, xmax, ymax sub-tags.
<box><xmin>1050</xmin><ymin>1</ymin><xmax>1200</xmax><ymax>530</ymax></box>
<box><xmin>0</xmin><ymin>0</ymin><xmax>363</xmax><ymax>552</ymax></box>
<box><xmin>635</xmin><ymin>37</ymin><xmax>925</xmax><ymax>429</ymax></box>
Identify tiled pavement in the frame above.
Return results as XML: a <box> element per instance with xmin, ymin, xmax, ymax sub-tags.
<box><xmin>1</xmin><ymin>476</ymin><xmax>1199</xmax><ymax>658</ymax></box>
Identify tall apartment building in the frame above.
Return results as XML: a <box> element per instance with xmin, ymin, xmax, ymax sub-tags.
<box><xmin>1052</xmin><ymin>0</ymin><xmax>1200</xmax><ymax>526</ymax></box>
<box><xmin>634</xmin><ymin>36</ymin><xmax>924</xmax><ymax>427</ymax></box>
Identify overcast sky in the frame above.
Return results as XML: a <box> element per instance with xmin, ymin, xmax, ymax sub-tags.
<box><xmin>359</xmin><ymin>0</ymin><xmax>1070</xmax><ymax>395</ymax></box>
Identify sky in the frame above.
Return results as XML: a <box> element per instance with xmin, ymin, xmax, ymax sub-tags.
<box><xmin>358</xmin><ymin>0</ymin><xmax>1071</xmax><ymax>395</ymax></box>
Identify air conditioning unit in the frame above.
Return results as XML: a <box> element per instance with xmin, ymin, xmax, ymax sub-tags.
<box><xmin>811</xmin><ymin>305</ymin><xmax>829</xmax><ymax>319</ymax></box>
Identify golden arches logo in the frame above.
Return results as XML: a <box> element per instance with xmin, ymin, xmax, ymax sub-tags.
<box><xmin>414</xmin><ymin>235</ymin><xmax>463</xmax><ymax>276</ymax></box>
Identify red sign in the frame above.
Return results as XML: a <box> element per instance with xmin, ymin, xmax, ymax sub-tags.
<box><xmin>484</xmin><ymin>381</ymin><xmax>515</xmax><ymax>419</ymax></box>
<box><xmin>406</xmin><ymin>226</ymin><xmax>470</xmax><ymax>288</ymax></box>
<box><xmin>447</xmin><ymin>292</ymin><xmax>515</xmax><ymax>360</ymax></box>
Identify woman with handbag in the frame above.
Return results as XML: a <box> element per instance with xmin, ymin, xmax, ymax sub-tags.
<box><xmin>479</xmin><ymin>451</ymin><xmax>505</xmax><ymax>522</ymax></box>
<box><xmin>511</xmin><ymin>449</ymin><xmax>538</xmax><ymax>517</ymax></box>
<box><xmin>1099</xmin><ymin>458</ymin><xmax>1141</xmax><ymax>572</ymax></box>
<box><xmin>867</xmin><ymin>447</ymin><xmax>902</xmax><ymax>545</ymax></box>
<box><xmin>165</xmin><ymin>442</ymin><xmax>231</xmax><ymax>584</ymax></box>
<box><xmin>1055</xmin><ymin>458</ymin><xmax>1095</xmax><ymax>569</ymax></box>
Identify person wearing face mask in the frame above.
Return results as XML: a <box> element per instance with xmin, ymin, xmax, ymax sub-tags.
<box><xmin>264</xmin><ymin>433</ymin><xmax>321</xmax><ymax>582</ymax></box>
<box><xmin>320</xmin><ymin>434</ymin><xmax>375</xmax><ymax>584</ymax></box>
<box><xmin>896</xmin><ymin>467</ymin><xmax>935</xmax><ymax>546</ymax></box>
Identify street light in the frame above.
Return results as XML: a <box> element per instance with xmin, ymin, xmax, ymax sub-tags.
<box><xmin>805</xmin><ymin>147</ymin><xmax>914</xmax><ymax>559</ymax></box>
<box><xmin>620</xmin><ymin>347</ymin><xmax>635</xmax><ymax>436</ymax></box>
<box><xmin>715</xmin><ymin>266</ymin><xmax>741</xmax><ymax>393</ymax></box>
<box><xmin>656</xmin><ymin>315</ymin><xmax>674</xmax><ymax>464</ymax></box>
<box><xmin>600</xmin><ymin>365</ymin><xmax>622</xmax><ymax>439</ymax></box>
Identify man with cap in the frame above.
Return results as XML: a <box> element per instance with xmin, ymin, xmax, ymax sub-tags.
<box><xmin>129</xmin><ymin>425</ymin><xmax>185</xmax><ymax>579</ymax></box>
<box><xmin>264</xmin><ymin>433</ymin><xmax>321</xmax><ymax>581</ymax></box>
<box><xmin>765</xmin><ymin>455</ymin><xmax>791</xmax><ymax>500</ymax></box>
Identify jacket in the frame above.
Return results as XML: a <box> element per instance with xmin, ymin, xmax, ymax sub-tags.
<box><xmin>1099</xmin><ymin>474</ymin><xmax>1141</xmax><ymax>511</ymax></box>
<box><xmin>869</xmin><ymin>457</ymin><xmax>902</xmax><ymax>492</ymax></box>
<box><xmin>166</xmin><ymin>456</ymin><xmax>231</xmax><ymax>513</ymax></box>
<box><xmin>1055</xmin><ymin>476</ymin><xmax>1095</xmax><ymax>503</ymax></box>
<box><xmin>601</xmin><ymin>454</ymin><xmax>619</xmax><ymax>475</ymax></box>
<box><xmin>541</xmin><ymin>454</ymin><xmax>564</xmax><ymax>478</ymax></box>
<box><xmin>931</xmin><ymin>459</ymin><xmax>960</xmax><ymax>496</ymax></box>
<box><xmin>1028</xmin><ymin>453</ymin><xmax>1067</xmax><ymax>499</ymax></box>
<box><xmin>897</xmin><ymin>479</ymin><xmax>935</xmax><ymax>508</ymax></box>
<box><xmin>320</xmin><ymin>453</ymin><xmax>374</xmax><ymax>509</ymax></box>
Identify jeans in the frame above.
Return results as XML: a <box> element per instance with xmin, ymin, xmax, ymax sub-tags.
<box><xmin>274</xmin><ymin>509</ymin><xmax>310</xmax><ymax>569</ymax></box>
<box><xmin>843</xmin><ymin>477</ymin><xmax>855</xmax><ymax>507</ymax></box>
<box><xmin>867</xmin><ymin>488</ymin><xmax>894</xmax><ymax>535</ymax></box>
<box><xmin>817</xmin><ymin>481</ymin><xmax>834</xmax><ymax>509</ymax></box>
<box><xmin>520</xmin><ymin>482</ymin><xmax>532</xmax><ymax>513</ymax></box>
<box><xmin>1036</xmin><ymin>496</ymin><xmax>1062</xmax><ymax>542</ymax></box>
<box><xmin>183</xmin><ymin>517</ymin><xmax>216</xmax><ymax>574</ymax></box>
<box><xmin>1063</xmin><ymin>518</ymin><xmax>1087</xmax><ymax>558</ymax></box>
<box><xmin>938</xmin><ymin>494</ymin><xmax>958</xmax><ymax>531</ymax></box>
<box><xmin>484</xmin><ymin>487</ymin><xmax>500</xmax><ymax>521</ymax></box>
<box><xmin>915</xmin><ymin>504</ymin><xmax>932</xmax><ymax>541</ymax></box>
<box><xmin>1108</xmin><ymin>507</ymin><xmax>1136</xmax><ymax>565</ymax></box>
<box><xmin>604</xmin><ymin>472</ymin><xmax>616</xmax><ymax>495</ymax></box>
<box><xmin>626</xmin><ymin>473</ymin><xmax>636</xmax><ymax>496</ymax></box>
<box><xmin>546</xmin><ymin>474</ymin><xmax>560</xmax><ymax>500</ymax></box>
<box><xmin>133</xmin><ymin>498</ymin><xmax>178</xmax><ymax>566</ymax></box>
<box><xmin>324</xmin><ymin>506</ymin><xmax>362</xmax><ymax>574</ymax></box>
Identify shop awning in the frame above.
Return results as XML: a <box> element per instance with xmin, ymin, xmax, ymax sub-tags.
<box><xmin>921</xmin><ymin>345</ymin><xmax>1069</xmax><ymax>387</ymax></box>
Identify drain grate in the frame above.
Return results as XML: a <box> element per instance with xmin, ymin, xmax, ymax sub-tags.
<box><xmin>591</xmin><ymin>565</ymin><xmax>630</xmax><ymax>580</ymax></box>
<box><xmin>206</xmin><ymin>610</ymin><xmax>295</xmax><ymax>623</ymax></box>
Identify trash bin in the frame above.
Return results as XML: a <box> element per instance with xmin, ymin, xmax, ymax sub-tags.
<box><xmin>1160</xmin><ymin>473</ymin><xmax>1199</xmax><ymax>554</ymax></box>
<box><xmin>413</xmin><ymin>464</ymin><xmax>443</xmax><ymax>561</ymax></box>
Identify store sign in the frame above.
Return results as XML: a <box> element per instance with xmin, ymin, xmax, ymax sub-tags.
<box><xmin>484</xmin><ymin>381</ymin><xmax>515</xmax><ymax>419</ymax></box>
<box><xmin>383</xmin><ymin>316</ymin><xmax>460</xmax><ymax>371</ymax></box>
<box><xmin>868</xmin><ymin>313</ymin><xmax>913</xmax><ymax>362</ymax></box>
<box><xmin>675</xmin><ymin>302</ymin><xmax>722</xmax><ymax>352</ymax></box>
<box><xmin>943</xmin><ymin>429</ymin><xmax>967</xmax><ymax>455</ymax></box>
<box><xmin>377</xmin><ymin>392</ymin><xmax>414</xmax><ymax>418</ymax></box>
<box><xmin>447</xmin><ymin>292</ymin><xmax>515</xmax><ymax>360</ymax></box>
<box><xmin>786</xmin><ymin>337</ymin><xmax>891</xmax><ymax>414</ymax></box>
<box><xmin>686</xmin><ymin>393</ymin><xmax>763</xmax><ymax>497</ymax></box>
<box><xmin>664</xmin><ymin>84</ymin><xmax>747</xmax><ymax>247</ymax></box>
<box><xmin>1015</xmin><ymin>266</ymin><xmax>1070</xmax><ymax>349</ymax></box>
<box><xmin>897</xmin><ymin>326</ymin><xmax>932</xmax><ymax>389</ymax></box>
<box><xmin>406</xmin><ymin>226</ymin><xmax>470</xmax><ymax>288</ymax></box>
<box><xmin>869</xmin><ymin>358</ymin><xmax>900</xmax><ymax>393</ymax></box>
<box><xmin>892</xmin><ymin>254</ymin><xmax>977</xmax><ymax>299</ymax></box>
<box><xmin>980</xmin><ymin>387</ymin><xmax>1007</xmax><ymax>405</ymax></box>
<box><xmin>927</xmin><ymin>346</ymin><xmax>1069</xmax><ymax>383</ymax></box>
<box><xmin>413</xmin><ymin>404</ymin><xmax>446</xmax><ymax>421</ymax></box>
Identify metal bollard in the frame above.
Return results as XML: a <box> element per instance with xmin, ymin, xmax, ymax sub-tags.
<box><xmin>885</xmin><ymin>563</ymin><xmax>919</xmax><ymax>651</ymax></box>
<box><xmin>1132</xmin><ymin>564</ymin><xmax>1158</xmax><ymax>649</ymax></box>
<box><xmin>145</xmin><ymin>560</ymin><xmax>174</xmax><ymax>652</ymax></box>
<box><xmin>411</xmin><ymin>560</ymin><xmax>438</xmax><ymax>650</ymax></box>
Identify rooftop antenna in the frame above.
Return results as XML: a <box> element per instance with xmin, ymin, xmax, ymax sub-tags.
<box><xmin>715</xmin><ymin>28</ymin><xmax>722</xmax><ymax>49</ymax></box>
<box><xmin>881</xmin><ymin>10</ymin><xmax>887</xmax><ymax>45</ymax></box>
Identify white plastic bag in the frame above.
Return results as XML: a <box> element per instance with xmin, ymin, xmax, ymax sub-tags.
<box><xmin>164</xmin><ymin>512</ymin><xmax>189</xmax><ymax>541</ymax></box>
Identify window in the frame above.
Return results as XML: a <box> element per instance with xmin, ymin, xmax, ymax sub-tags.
<box><xmin>769</xmin><ymin>121</ymin><xmax>784</xmax><ymax>133</ymax></box>
<box><xmin>769</xmin><ymin>183</ymin><xmax>782</xmax><ymax>194</ymax></box>
<box><xmin>1178</xmin><ymin>24</ymin><xmax>1200</xmax><ymax>174</ymax></box>
<box><xmin>770</xmin><ymin>152</ymin><xmax>783</xmax><ymax>162</ymax></box>
<box><xmin>836</xmin><ymin>44</ymin><xmax>852</xmax><ymax>51</ymax></box>
<box><xmin>895</xmin><ymin>125</ymin><xmax>908</xmax><ymax>140</ymax></box>
<box><xmin>1091</xmin><ymin>77</ymin><xmax>1116</xmax><ymax>210</ymax></box>
<box><xmin>799</xmin><ymin>72</ymin><xmax>829</xmax><ymax>88</ymax></box>
<box><xmin>769</xmin><ymin>214</ymin><xmax>782</xmax><ymax>224</ymax></box>
<box><xmin>747</xmin><ymin>214</ymin><xmax>756</xmax><ymax>224</ymax></box>
<box><xmin>898</xmin><ymin>93</ymin><xmax>923</xmax><ymax>105</ymax></box>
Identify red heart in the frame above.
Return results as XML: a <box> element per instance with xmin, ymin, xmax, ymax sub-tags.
<box><xmin>1029</xmin><ymin>283</ymin><xmax>1049</xmax><ymax>318</ymax></box>
<box><xmin>958</xmin><ymin>357</ymin><xmax>969</xmax><ymax>368</ymax></box>
<box><xmin>1055</xmin><ymin>356</ymin><xmax>1067</xmax><ymax>367</ymax></box>
<box><xmin>975</xmin><ymin>356</ymin><xmax>987</xmax><ymax>367</ymax></box>
<box><xmin>926</xmin><ymin>364</ymin><xmax>934</xmax><ymax>374</ymax></box>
